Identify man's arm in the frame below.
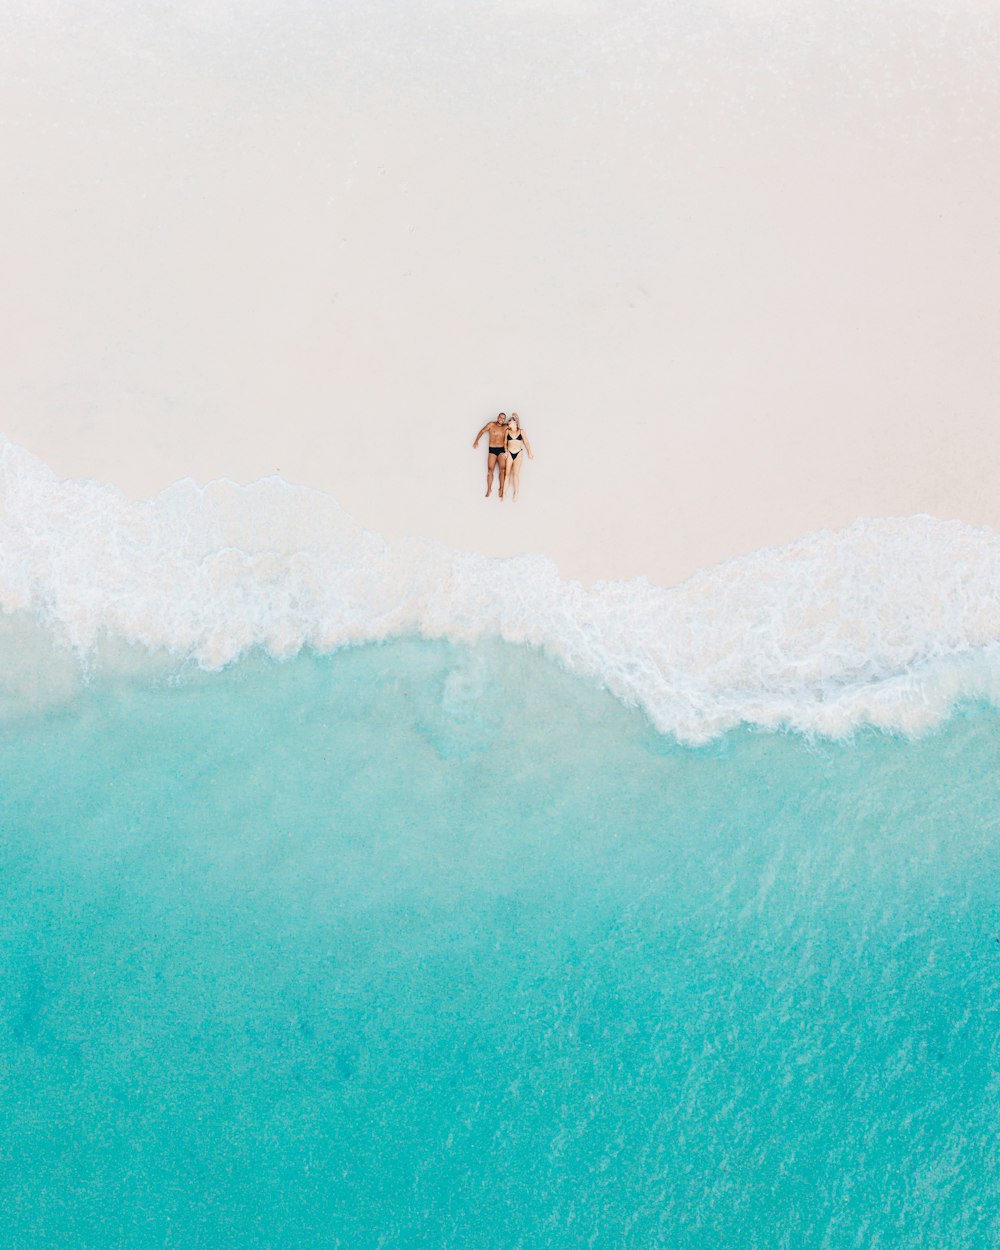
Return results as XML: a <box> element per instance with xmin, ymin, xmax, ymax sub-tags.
<box><xmin>473</xmin><ymin>423</ymin><xmax>491</xmax><ymax>448</ymax></box>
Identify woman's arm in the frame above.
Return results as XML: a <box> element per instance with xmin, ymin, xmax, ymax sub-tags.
<box><xmin>522</xmin><ymin>431</ymin><xmax>534</xmax><ymax>458</ymax></box>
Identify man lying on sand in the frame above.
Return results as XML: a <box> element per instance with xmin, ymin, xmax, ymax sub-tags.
<box><xmin>472</xmin><ymin>413</ymin><xmax>509</xmax><ymax>499</ymax></box>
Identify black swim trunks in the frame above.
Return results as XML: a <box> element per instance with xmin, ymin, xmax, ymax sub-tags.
<box><xmin>488</xmin><ymin>446</ymin><xmax>504</xmax><ymax>456</ymax></box>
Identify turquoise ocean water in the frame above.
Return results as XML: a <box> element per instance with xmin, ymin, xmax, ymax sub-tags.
<box><xmin>2</xmin><ymin>639</ymin><xmax>998</xmax><ymax>1248</ymax></box>
<box><xmin>1</xmin><ymin>440</ymin><xmax>999</xmax><ymax>1246</ymax></box>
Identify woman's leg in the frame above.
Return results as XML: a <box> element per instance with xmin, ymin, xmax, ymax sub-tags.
<box><xmin>511</xmin><ymin>456</ymin><xmax>522</xmax><ymax>499</ymax></box>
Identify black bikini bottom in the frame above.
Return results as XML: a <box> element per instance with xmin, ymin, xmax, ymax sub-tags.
<box><xmin>508</xmin><ymin>450</ymin><xmax>521</xmax><ymax>460</ymax></box>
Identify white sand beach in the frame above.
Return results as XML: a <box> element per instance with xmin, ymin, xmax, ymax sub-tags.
<box><xmin>2</xmin><ymin>2</ymin><xmax>999</xmax><ymax>587</ymax></box>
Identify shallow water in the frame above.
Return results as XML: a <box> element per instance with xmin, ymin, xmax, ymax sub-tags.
<box><xmin>2</xmin><ymin>639</ymin><xmax>997</xmax><ymax>1248</ymax></box>
<box><xmin>8</xmin><ymin>435</ymin><xmax>1000</xmax><ymax>743</ymax></box>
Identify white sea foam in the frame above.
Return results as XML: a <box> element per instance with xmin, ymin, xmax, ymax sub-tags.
<box><xmin>3</xmin><ymin>436</ymin><xmax>1000</xmax><ymax>742</ymax></box>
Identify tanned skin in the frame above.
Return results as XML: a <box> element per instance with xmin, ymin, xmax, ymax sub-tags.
<box><xmin>503</xmin><ymin>412</ymin><xmax>534</xmax><ymax>501</ymax></box>
<box><xmin>472</xmin><ymin>413</ymin><xmax>510</xmax><ymax>499</ymax></box>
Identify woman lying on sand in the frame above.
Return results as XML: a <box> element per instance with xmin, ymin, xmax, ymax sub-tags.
<box><xmin>504</xmin><ymin>413</ymin><xmax>533</xmax><ymax>501</ymax></box>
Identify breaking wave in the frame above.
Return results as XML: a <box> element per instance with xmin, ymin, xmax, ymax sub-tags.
<box><xmin>3</xmin><ymin>436</ymin><xmax>1000</xmax><ymax>742</ymax></box>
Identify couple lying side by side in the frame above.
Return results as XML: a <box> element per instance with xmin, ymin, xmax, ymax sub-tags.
<box><xmin>472</xmin><ymin>412</ymin><xmax>534</xmax><ymax>501</ymax></box>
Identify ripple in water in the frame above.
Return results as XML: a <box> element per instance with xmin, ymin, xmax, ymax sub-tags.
<box><xmin>1</xmin><ymin>640</ymin><xmax>997</xmax><ymax>1248</ymax></box>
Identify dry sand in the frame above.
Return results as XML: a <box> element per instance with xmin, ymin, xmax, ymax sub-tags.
<box><xmin>2</xmin><ymin>3</ymin><xmax>999</xmax><ymax>587</ymax></box>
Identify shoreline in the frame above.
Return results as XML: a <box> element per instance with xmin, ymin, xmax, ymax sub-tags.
<box><xmin>4</xmin><ymin>432</ymin><xmax>1000</xmax><ymax>743</ymax></box>
<box><xmin>5</xmin><ymin>418</ymin><xmax>1000</xmax><ymax>590</ymax></box>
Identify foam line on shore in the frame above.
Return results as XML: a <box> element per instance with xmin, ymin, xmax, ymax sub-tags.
<box><xmin>3</xmin><ymin>436</ymin><xmax>1000</xmax><ymax>742</ymax></box>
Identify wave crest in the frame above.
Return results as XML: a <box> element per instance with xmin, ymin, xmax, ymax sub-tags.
<box><xmin>3</xmin><ymin>436</ymin><xmax>1000</xmax><ymax>741</ymax></box>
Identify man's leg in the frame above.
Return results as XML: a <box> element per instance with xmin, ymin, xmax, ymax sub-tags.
<box><xmin>486</xmin><ymin>452</ymin><xmax>497</xmax><ymax>496</ymax></box>
<box><xmin>498</xmin><ymin>454</ymin><xmax>508</xmax><ymax>499</ymax></box>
